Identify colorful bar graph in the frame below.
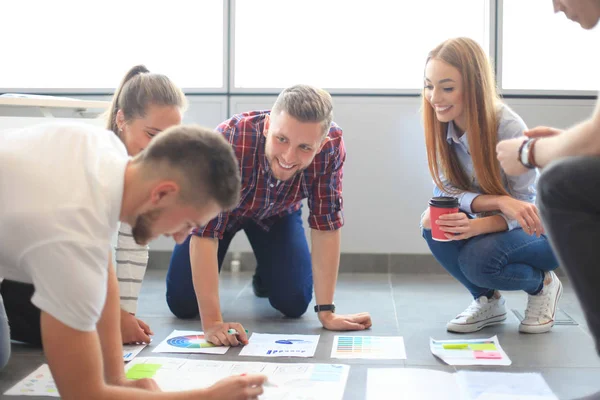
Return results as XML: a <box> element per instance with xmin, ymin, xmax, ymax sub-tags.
<box><xmin>331</xmin><ymin>336</ymin><xmax>406</xmax><ymax>359</ymax></box>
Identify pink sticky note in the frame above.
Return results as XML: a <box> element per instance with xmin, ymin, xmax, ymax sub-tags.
<box><xmin>474</xmin><ymin>350</ymin><xmax>502</xmax><ymax>359</ymax></box>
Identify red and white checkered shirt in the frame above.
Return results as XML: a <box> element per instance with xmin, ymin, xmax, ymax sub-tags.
<box><xmin>194</xmin><ymin>110</ymin><xmax>345</xmax><ymax>239</ymax></box>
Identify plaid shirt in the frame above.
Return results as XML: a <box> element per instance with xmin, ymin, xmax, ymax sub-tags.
<box><xmin>194</xmin><ymin>110</ymin><xmax>345</xmax><ymax>239</ymax></box>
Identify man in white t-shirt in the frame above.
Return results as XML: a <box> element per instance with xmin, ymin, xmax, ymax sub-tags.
<box><xmin>0</xmin><ymin>122</ymin><xmax>266</xmax><ymax>399</ymax></box>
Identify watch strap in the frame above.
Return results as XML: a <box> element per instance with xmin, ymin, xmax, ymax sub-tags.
<box><xmin>314</xmin><ymin>304</ymin><xmax>335</xmax><ymax>313</ymax></box>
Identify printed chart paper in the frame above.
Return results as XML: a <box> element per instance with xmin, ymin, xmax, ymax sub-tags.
<box><xmin>430</xmin><ymin>335</ymin><xmax>511</xmax><ymax>366</ymax></box>
<box><xmin>331</xmin><ymin>335</ymin><xmax>407</xmax><ymax>359</ymax></box>
<box><xmin>455</xmin><ymin>370</ymin><xmax>558</xmax><ymax>400</ymax></box>
<box><xmin>4</xmin><ymin>364</ymin><xmax>59</xmax><ymax>397</ymax></box>
<box><xmin>123</xmin><ymin>343</ymin><xmax>147</xmax><ymax>362</ymax></box>
<box><xmin>153</xmin><ymin>330</ymin><xmax>229</xmax><ymax>355</ymax></box>
<box><xmin>126</xmin><ymin>357</ymin><xmax>349</xmax><ymax>400</ymax></box>
<box><xmin>239</xmin><ymin>333</ymin><xmax>320</xmax><ymax>357</ymax></box>
<box><xmin>366</xmin><ymin>369</ymin><xmax>557</xmax><ymax>400</ymax></box>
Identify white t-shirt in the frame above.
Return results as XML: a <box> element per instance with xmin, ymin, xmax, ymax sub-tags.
<box><xmin>0</xmin><ymin>122</ymin><xmax>128</xmax><ymax>331</ymax></box>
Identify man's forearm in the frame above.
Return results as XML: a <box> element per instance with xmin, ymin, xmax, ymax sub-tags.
<box><xmin>311</xmin><ymin>229</ymin><xmax>341</xmax><ymax>306</ymax></box>
<box><xmin>42</xmin><ymin>312</ymin><xmax>209</xmax><ymax>400</ymax></box>
<box><xmin>96</xmin><ymin>255</ymin><xmax>125</xmax><ymax>384</ymax></box>
<box><xmin>535</xmin><ymin>115</ymin><xmax>600</xmax><ymax>167</ymax></box>
<box><xmin>189</xmin><ymin>236</ymin><xmax>223</xmax><ymax>328</ymax></box>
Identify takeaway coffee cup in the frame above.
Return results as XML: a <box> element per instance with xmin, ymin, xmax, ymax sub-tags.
<box><xmin>429</xmin><ymin>197</ymin><xmax>459</xmax><ymax>242</ymax></box>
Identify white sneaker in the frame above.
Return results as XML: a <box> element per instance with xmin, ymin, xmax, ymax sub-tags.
<box><xmin>447</xmin><ymin>295</ymin><xmax>507</xmax><ymax>333</ymax></box>
<box><xmin>519</xmin><ymin>271</ymin><xmax>562</xmax><ymax>334</ymax></box>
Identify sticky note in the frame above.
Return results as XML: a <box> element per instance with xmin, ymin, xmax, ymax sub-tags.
<box><xmin>126</xmin><ymin>364</ymin><xmax>162</xmax><ymax>380</ymax></box>
<box><xmin>443</xmin><ymin>344</ymin><xmax>469</xmax><ymax>349</ymax></box>
<box><xmin>469</xmin><ymin>343</ymin><xmax>497</xmax><ymax>351</ymax></box>
<box><xmin>473</xmin><ymin>351</ymin><xmax>502</xmax><ymax>359</ymax></box>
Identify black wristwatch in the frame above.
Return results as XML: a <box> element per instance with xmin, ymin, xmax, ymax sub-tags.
<box><xmin>314</xmin><ymin>304</ymin><xmax>335</xmax><ymax>313</ymax></box>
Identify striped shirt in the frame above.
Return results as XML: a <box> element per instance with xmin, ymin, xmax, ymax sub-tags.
<box><xmin>195</xmin><ymin>110</ymin><xmax>345</xmax><ymax>239</ymax></box>
<box><xmin>115</xmin><ymin>223</ymin><xmax>148</xmax><ymax>314</ymax></box>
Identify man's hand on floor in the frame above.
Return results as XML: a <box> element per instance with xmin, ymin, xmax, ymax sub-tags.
<box><xmin>319</xmin><ymin>312</ymin><xmax>372</xmax><ymax>331</ymax></box>
<box><xmin>204</xmin><ymin>321</ymin><xmax>249</xmax><ymax>346</ymax></box>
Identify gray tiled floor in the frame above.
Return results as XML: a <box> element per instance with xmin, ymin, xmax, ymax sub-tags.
<box><xmin>1</xmin><ymin>269</ymin><xmax>599</xmax><ymax>399</ymax></box>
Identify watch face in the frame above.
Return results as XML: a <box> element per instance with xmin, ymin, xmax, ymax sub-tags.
<box><xmin>521</xmin><ymin>146</ymin><xmax>529</xmax><ymax>165</ymax></box>
<box><xmin>521</xmin><ymin>141</ymin><xmax>532</xmax><ymax>167</ymax></box>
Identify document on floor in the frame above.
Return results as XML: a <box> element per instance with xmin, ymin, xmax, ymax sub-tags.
<box><xmin>4</xmin><ymin>364</ymin><xmax>59</xmax><ymax>397</ymax></box>
<box><xmin>152</xmin><ymin>330</ymin><xmax>229</xmax><ymax>355</ymax></box>
<box><xmin>123</xmin><ymin>343</ymin><xmax>147</xmax><ymax>362</ymax></box>
<box><xmin>366</xmin><ymin>368</ymin><xmax>557</xmax><ymax>400</ymax></box>
<box><xmin>239</xmin><ymin>333</ymin><xmax>320</xmax><ymax>357</ymax></box>
<box><xmin>430</xmin><ymin>335</ymin><xmax>511</xmax><ymax>366</ymax></box>
<box><xmin>126</xmin><ymin>356</ymin><xmax>350</xmax><ymax>400</ymax></box>
<box><xmin>331</xmin><ymin>335</ymin><xmax>407</xmax><ymax>359</ymax></box>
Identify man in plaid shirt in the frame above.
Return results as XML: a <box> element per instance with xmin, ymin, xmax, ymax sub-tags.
<box><xmin>165</xmin><ymin>85</ymin><xmax>372</xmax><ymax>346</ymax></box>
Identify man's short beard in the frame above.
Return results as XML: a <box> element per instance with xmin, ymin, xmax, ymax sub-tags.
<box><xmin>131</xmin><ymin>208</ymin><xmax>162</xmax><ymax>245</ymax></box>
<box><xmin>267</xmin><ymin>155</ymin><xmax>306</xmax><ymax>181</ymax></box>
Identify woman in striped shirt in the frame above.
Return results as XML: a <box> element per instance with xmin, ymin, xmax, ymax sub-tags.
<box><xmin>0</xmin><ymin>64</ymin><xmax>186</xmax><ymax>345</ymax></box>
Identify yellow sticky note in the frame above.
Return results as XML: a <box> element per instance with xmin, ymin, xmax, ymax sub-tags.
<box><xmin>469</xmin><ymin>343</ymin><xmax>497</xmax><ymax>351</ymax></box>
<box><xmin>443</xmin><ymin>344</ymin><xmax>469</xmax><ymax>349</ymax></box>
<box><xmin>126</xmin><ymin>364</ymin><xmax>162</xmax><ymax>380</ymax></box>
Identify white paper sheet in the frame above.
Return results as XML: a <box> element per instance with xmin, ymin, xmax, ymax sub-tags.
<box><xmin>126</xmin><ymin>357</ymin><xmax>349</xmax><ymax>400</ymax></box>
<box><xmin>4</xmin><ymin>364</ymin><xmax>59</xmax><ymax>397</ymax></box>
<box><xmin>456</xmin><ymin>371</ymin><xmax>558</xmax><ymax>400</ymax></box>
<box><xmin>331</xmin><ymin>335</ymin><xmax>406</xmax><ymax>359</ymax></box>
<box><xmin>239</xmin><ymin>333</ymin><xmax>319</xmax><ymax>357</ymax></box>
<box><xmin>123</xmin><ymin>343</ymin><xmax>147</xmax><ymax>362</ymax></box>
<box><xmin>367</xmin><ymin>368</ymin><xmax>460</xmax><ymax>400</ymax></box>
<box><xmin>366</xmin><ymin>368</ymin><xmax>557</xmax><ymax>400</ymax></box>
<box><xmin>152</xmin><ymin>330</ymin><xmax>229</xmax><ymax>354</ymax></box>
<box><xmin>430</xmin><ymin>335</ymin><xmax>512</xmax><ymax>366</ymax></box>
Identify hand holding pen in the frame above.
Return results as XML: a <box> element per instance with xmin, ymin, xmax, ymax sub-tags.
<box><xmin>203</xmin><ymin>322</ymin><xmax>249</xmax><ymax>346</ymax></box>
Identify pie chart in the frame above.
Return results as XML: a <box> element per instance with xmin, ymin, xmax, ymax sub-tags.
<box><xmin>167</xmin><ymin>334</ymin><xmax>216</xmax><ymax>348</ymax></box>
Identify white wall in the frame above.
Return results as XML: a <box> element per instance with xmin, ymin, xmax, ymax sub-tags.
<box><xmin>205</xmin><ymin>96</ymin><xmax>596</xmax><ymax>255</ymax></box>
<box><xmin>1</xmin><ymin>96</ymin><xmax>595</xmax><ymax>254</ymax></box>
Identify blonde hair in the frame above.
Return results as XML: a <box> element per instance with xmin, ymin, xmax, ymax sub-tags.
<box><xmin>271</xmin><ymin>84</ymin><xmax>334</xmax><ymax>137</ymax></box>
<box><xmin>422</xmin><ymin>37</ymin><xmax>508</xmax><ymax>196</ymax></box>
<box><xmin>105</xmin><ymin>65</ymin><xmax>187</xmax><ymax>135</ymax></box>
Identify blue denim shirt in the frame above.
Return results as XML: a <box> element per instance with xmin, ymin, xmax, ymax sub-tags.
<box><xmin>433</xmin><ymin>104</ymin><xmax>538</xmax><ymax>231</ymax></box>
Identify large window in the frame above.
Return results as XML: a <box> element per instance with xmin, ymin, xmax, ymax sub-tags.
<box><xmin>233</xmin><ymin>0</ymin><xmax>490</xmax><ymax>91</ymax></box>
<box><xmin>501</xmin><ymin>0</ymin><xmax>600</xmax><ymax>92</ymax></box>
<box><xmin>2</xmin><ymin>1</ymin><xmax>596</xmax><ymax>96</ymax></box>
<box><xmin>0</xmin><ymin>0</ymin><xmax>225</xmax><ymax>92</ymax></box>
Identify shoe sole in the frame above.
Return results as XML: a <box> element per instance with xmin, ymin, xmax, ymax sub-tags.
<box><xmin>447</xmin><ymin>313</ymin><xmax>507</xmax><ymax>333</ymax></box>
<box><xmin>519</xmin><ymin>278</ymin><xmax>563</xmax><ymax>334</ymax></box>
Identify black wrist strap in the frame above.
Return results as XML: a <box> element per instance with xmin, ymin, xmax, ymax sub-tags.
<box><xmin>314</xmin><ymin>304</ymin><xmax>335</xmax><ymax>313</ymax></box>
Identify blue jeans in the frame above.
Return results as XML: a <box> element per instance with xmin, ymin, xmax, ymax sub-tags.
<box><xmin>422</xmin><ymin>227</ymin><xmax>559</xmax><ymax>298</ymax></box>
<box><xmin>166</xmin><ymin>209</ymin><xmax>313</xmax><ymax>319</ymax></box>
<box><xmin>0</xmin><ymin>294</ymin><xmax>11</xmax><ymax>370</ymax></box>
